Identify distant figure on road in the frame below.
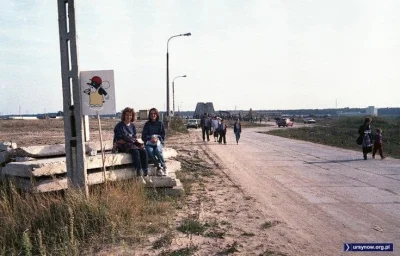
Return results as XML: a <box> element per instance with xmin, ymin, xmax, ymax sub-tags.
<box><xmin>217</xmin><ymin>119</ymin><xmax>228</xmax><ymax>145</ymax></box>
<box><xmin>211</xmin><ymin>116</ymin><xmax>220</xmax><ymax>142</ymax></box>
<box><xmin>358</xmin><ymin>117</ymin><xmax>373</xmax><ymax>160</ymax></box>
<box><xmin>233</xmin><ymin>119</ymin><xmax>242</xmax><ymax>145</ymax></box>
<box><xmin>372</xmin><ymin>128</ymin><xmax>385</xmax><ymax>160</ymax></box>
<box><xmin>200</xmin><ymin>113</ymin><xmax>211</xmax><ymax>142</ymax></box>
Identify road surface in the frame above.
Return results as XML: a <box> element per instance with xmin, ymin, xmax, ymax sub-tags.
<box><xmin>194</xmin><ymin>124</ymin><xmax>399</xmax><ymax>255</ymax></box>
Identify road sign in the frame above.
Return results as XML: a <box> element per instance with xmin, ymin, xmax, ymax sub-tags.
<box><xmin>80</xmin><ymin>70</ymin><xmax>116</xmax><ymax>115</ymax></box>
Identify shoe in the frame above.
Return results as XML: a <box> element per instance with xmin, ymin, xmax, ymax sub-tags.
<box><xmin>363</xmin><ymin>154</ymin><xmax>367</xmax><ymax>160</ymax></box>
<box><xmin>207</xmin><ymin>139</ymin><xmax>210</xmax><ymax>142</ymax></box>
<box><xmin>137</xmin><ymin>176</ymin><xmax>146</xmax><ymax>184</ymax></box>
<box><xmin>162</xmin><ymin>166</ymin><xmax>167</xmax><ymax>176</ymax></box>
<box><xmin>372</xmin><ymin>155</ymin><xmax>375</xmax><ymax>159</ymax></box>
<box><xmin>144</xmin><ymin>175</ymin><xmax>153</xmax><ymax>183</ymax></box>
<box><xmin>381</xmin><ymin>157</ymin><xmax>386</xmax><ymax>160</ymax></box>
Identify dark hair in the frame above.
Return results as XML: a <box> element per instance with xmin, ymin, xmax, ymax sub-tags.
<box><xmin>363</xmin><ymin>117</ymin><xmax>371</xmax><ymax>124</ymax></box>
<box><xmin>120</xmin><ymin>107</ymin><xmax>136</xmax><ymax>122</ymax></box>
<box><xmin>148</xmin><ymin>108</ymin><xmax>159</xmax><ymax>121</ymax></box>
<box><xmin>376</xmin><ymin>128</ymin><xmax>381</xmax><ymax>133</ymax></box>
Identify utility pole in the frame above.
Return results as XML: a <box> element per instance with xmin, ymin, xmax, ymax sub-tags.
<box><xmin>57</xmin><ymin>0</ymin><xmax>88</xmax><ymax>197</ymax></box>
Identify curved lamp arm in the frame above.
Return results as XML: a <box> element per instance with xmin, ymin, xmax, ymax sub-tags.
<box><xmin>167</xmin><ymin>33</ymin><xmax>191</xmax><ymax>52</ymax></box>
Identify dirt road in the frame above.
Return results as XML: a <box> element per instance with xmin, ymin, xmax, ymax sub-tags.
<box><xmin>190</xmin><ymin>125</ymin><xmax>399</xmax><ymax>255</ymax></box>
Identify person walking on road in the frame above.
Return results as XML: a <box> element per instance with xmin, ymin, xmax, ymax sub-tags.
<box><xmin>358</xmin><ymin>117</ymin><xmax>373</xmax><ymax>160</ymax></box>
<box><xmin>372</xmin><ymin>128</ymin><xmax>385</xmax><ymax>160</ymax></box>
<box><xmin>211</xmin><ymin>116</ymin><xmax>220</xmax><ymax>142</ymax></box>
<box><xmin>233</xmin><ymin>119</ymin><xmax>242</xmax><ymax>144</ymax></box>
<box><xmin>200</xmin><ymin>113</ymin><xmax>211</xmax><ymax>142</ymax></box>
<box><xmin>217</xmin><ymin>119</ymin><xmax>228</xmax><ymax>144</ymax></box>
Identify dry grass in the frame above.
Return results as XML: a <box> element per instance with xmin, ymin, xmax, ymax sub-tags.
<box><xmin>0</xmin><ymin>180</ymin><xmax>174</xmax><ymax>255</ymax></box>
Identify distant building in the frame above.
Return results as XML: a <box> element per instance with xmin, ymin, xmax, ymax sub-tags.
<box><xmin>338</xmin><ymin>106</ymin><xmax>377</xmax><ymax>117</ymax></box>
<box><xmin>193</xmin><ymin>102</ymin><xmax>215</xmax><ymax>118</ymax></box>
<box><xmin>366</xmin><ymin>106</ymin><xmax>378</xmax><ymax>116</ymax></box>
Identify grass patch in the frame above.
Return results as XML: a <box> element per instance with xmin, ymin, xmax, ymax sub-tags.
<box><xmin>152</xmin><ymin>232</ymin><xmax>174</xmax><ymax>249</ymax></box>
<box><xmin>241</xmin><ymin>232</ymin><xmax>255</xmax><ymax>237</ymax></box>
<box><xmin>0</xmin><ymin>179</ymin><xmax>173</xmax><ymax>255</ymax></box>
<box><xmin>204</xmin><ymin>231</ymin><xmax>225</xmax><ymax>238</ymax></box>
<box><xmin>176</xmin><ymin>218</ymin><xmax>207</xmax><ymax>235</ymax></box>
<box><xmin>218</xmin><ymin>241</ymin><xmax>240</xmax><ymax>255</ymax></box>
<box><xmin>266</xmin><ymin>116</ymin><xmax>400</xmax><ymax>158</ymax></box>
<box><xmin>261</xmin><ymin>221</ymin><xmax>281</xmax><ymax>229</ymax></box>
<box><xmin>160</xmin><ymin>245</ymin><xmax>199</xmax><ymax>256</ymax></box>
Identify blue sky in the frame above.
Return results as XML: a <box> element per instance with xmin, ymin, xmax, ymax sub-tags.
<box><xmin>1</xmin><ymin>0</ymin><xmax>399</xmax><ymax>115</ymax></box>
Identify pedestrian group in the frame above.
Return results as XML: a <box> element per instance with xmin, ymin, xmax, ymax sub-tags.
<box><xmin>357</xmin><ymin>117</ymin><xmax>385</xmax><ymax>160</ymax></box>
<box><xmin>200</xmin><ymin>113</ymin><xmax>242</xmax><ymax>145</ymax></box>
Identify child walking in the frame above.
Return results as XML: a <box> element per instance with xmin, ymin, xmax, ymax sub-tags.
<box><xmin>372</xmin><ymin>128</ymin><xmax>385</xmax><ymax>160</ymax></box>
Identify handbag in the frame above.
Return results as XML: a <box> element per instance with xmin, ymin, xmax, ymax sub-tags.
<box><xmin>116</xmin><ymin>136</ymin><xmax>144</xmax><ymax>152</ymax></box>
<box><xmin>356</xmin><ymin>136</ymin><xmax>363</xmax><ymax>145</ymax></box>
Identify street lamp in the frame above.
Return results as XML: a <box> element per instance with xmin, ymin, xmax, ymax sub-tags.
<box><xmin>166</xmin><ymin>32</ymin><xmax>191</xmax><ymax>120</ymax></box>
<box><xmin>172</xmin><ymin>75</ymin><xmax>187</xmax><ymax>115</ymax></box>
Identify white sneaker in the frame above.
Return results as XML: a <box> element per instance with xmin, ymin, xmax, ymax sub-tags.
<box><xmin>144</xmin><ymin>175</ymin><xmax>153</xmax><ymax>183</ymax></box>
<box><xmin>162</xmin><ymin>166</ymin><xmax>167</xmax><ymax>176</ymax></box>
<box><xmin>138</xmin><ymin>176</ymin><xmax>146</xmax><ymax>184</ymax></box>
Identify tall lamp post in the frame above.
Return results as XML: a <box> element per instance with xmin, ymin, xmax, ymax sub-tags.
<box><xmin>166</xmin><ymin>33</ymin><xmax>191</xmax><ymax>124</ymax></box>
<box><xmin>172</xmin><ymin>75</ymin><xmax>187</xmax><ymax>116</ymax></box>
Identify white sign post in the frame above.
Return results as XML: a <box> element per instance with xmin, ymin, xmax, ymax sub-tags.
<box><xmin>80</xmin><ymin>70</ymin><xmax>116</xmax><ymax>115</ymax></box>
<box><xmin>80</xmin><ymin>70</ymin><xmax>116</xmax><ymax>183</ymax></box>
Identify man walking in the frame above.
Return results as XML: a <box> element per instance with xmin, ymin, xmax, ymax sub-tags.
<box><xmin>200</xmin><ymin>113</ymin><xmax>211</xmax><ymax>142</ymax></box>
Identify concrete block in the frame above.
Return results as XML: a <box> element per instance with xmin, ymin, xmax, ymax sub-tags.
<box><xmin>10</xmin><ymin>168</ymin><xmax>179</xmax><ymax>193</ymax></box>
<box><xmin>12</xmin><ymin>140</ymin><xmax>115</xmax><ymax>158</ymax></box>
<box><xmin>0</xmin><ymin>141</ymin><xmax>17</xmax><ymax>151</ymax></box>
<box><xmin>0</xmin><ymin>151</ymin><xmax>11</xmax><ymax>165</ymax></box>
<box><xmin>3</xmin><ymin>150</ymin><xmax>179</xmax><ymax>178</ymax></box>
<box><xmin>2</xmin><ymin>157</ymin><xmax>67</xmax><ymax>177</ymax></box>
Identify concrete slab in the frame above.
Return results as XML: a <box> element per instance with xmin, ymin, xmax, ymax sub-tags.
<box><xmin>13</xmin><ymin>140</ymin><xmax>115</xmax><ymax>158</ymax></box>
<box><xmin>2</xmin><ymin>148</ymin><xmax>178</xmax><ymax>177</ymax></box>
<box><xmin>0</xmin><ymin>151</ymin><xmax>11</xmax><ymax>165</ymax></box>
<box><xmin>0</xmin><ymin>141</ymin><xmax>17</xmax><ymax>151</ymax></box>
<box><xmin>8</xmin><ymin>160</ymin><xmax>182</xmax><ymax>193</ymax></box>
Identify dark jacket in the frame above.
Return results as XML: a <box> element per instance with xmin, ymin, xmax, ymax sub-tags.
<box><xmin>113</xmin><ymin>121</ymin><xmax>137</xmax><ymax>143</ymax></box>
<box><xmin>200</xmin><ymin>115</ymin><xmax>211</xmax><ymax>129</ymax></box>
<box><xmin>233</xmin><ymin>122</ymin><xmax>241</xmax><ymax>133</ymax></box>
<box><xmin>374</xmin><ymin>133</ymin><xmax>382</xmax><ymax>145</ymax></box>
<box><xmin>217</xmin><ymin>123</ymin><xmax>227</xmax><ymax>134</ymax></box>
<box><xmin>358</xmin><ymin>124</ymin><xmax>372</xmax><ymax>147</ymax></box>
<box><xmin>142</xmin><ymin>120</ymin><xmax>166</xmax><ymax>143</ymax></box>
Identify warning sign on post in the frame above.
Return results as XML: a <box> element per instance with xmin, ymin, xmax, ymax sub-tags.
<box><xmin>80</xmin><ymin>70</ymin><xmax>116</xmax><ymax>115</ymax></box>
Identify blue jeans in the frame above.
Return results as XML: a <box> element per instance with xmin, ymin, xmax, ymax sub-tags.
<box><xmin>235</xmin><ymin>131</ymin><xmax>241</xmax><ymax>143</ymax></box>
<box><xmin>128</xmin><ymin>148</ymin><xmax>148</xmax><ymax>175</ymax></box>
<box><xmin>145</xmin><ymin>143</ymin><xmax>165</xmax><ymax>168</ymax></box>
